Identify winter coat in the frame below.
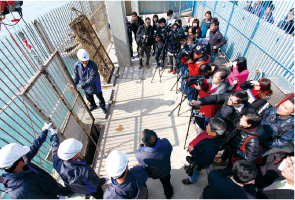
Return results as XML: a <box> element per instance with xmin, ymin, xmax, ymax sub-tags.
<box><xmin>1</xmin><ymin>130</ymin><xmax>59</xmax><ymax>199</ymax></box>
<box><xmin>227</xmin><ymin>125</ymin><xmax>264</xmax><ymax>162</ymax></box>
<box><xmin>135</xmin><ymin>138</ymin><xmax>172</xmax><ymax>179</ymax></box>
<box><xmin>199</xmin><ymin>93</ymin><xmax>256</xmax><ymax>130</ymax></box>
<box><xmin>136</xmin><ymin>24</ymin><xmax>153</xmax><ymax>46</ymax></box>
<box><xmin>131</xmin><ymin>16</ymin><xmax>144</xmax><ymax>37</ymax></box>
<box><xmin>73</xmin><ymin>60</ymin><xmax>102</xmax><ymax>95</ymax></box>
<box><xmin>208</xmin><ymin>27</ymin><xmax>227</xmax><ymax>56</ymax></box>
<box><xmin>261</xmin><ymin>107</ymin><xmax>294</xmax><ymax>149</ymax></box>
<box><xmin>227</xmin><ymin>66</ymin><xmax>249</xmax><ymax>92</ymax></box>
<box><xmin>200</xmin><ymin>19</ymin><xmax>211</xmax><ymax>38</ymax></box>
<box><xmin>127</xmin><ymin>24</ymin><xmax>133</xmax><ymax>44</ymax></box>
<box><xmin>189</xmin><ymin>136</ymin><xmax>221</xmax><ymax>170</ymax></box>
<box><xmin>50</xmin><ymin>135</ymin><xmax>106</xmax><ymax>194</ymax></box>
<box><xmin>103</xmin><ymin>166</ymin><xmax>148</xmax><ymax>199</ymax></box>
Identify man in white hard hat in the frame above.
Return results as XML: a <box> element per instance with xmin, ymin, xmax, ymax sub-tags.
<box><xmin>104</xmin><ymin>150</ymin><xmax>148</xmax><ymax>199</ymax></box>
<box><xmin>70</xmin><ymin>49</ymin><xmax>107</xmax><ymax>113</ymax></box>
<box><xmin>0</xmin><ymin>122</ymin><xmax>70</xmax><ymax>199</ymax></box>
<box><xmin>50</xmin><ymin>130</ymin><xmax>108</xmax><ymax>198</ymax></box>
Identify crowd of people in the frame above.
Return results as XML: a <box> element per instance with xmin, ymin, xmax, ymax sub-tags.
<box><xmin>0</xmin><ymin>8</ymin><xmax>294</xmax><ymax>200</ymax></box>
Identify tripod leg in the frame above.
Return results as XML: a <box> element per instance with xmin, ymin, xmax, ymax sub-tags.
<box><xmin>177</xmin><ymin>92</ymin><xmax>185</xmax><ymax>116</ymax></box>
<box><xmin>151</xmin><ymin>67</ymin><xmax>158</xmax><ymax>83</ymax></box>
<box><xmin>184</xmin><ymin>112</ymin><xmax>193</xmax><ymax>149</ymax></box>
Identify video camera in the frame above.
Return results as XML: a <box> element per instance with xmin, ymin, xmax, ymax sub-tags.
<box><xmin>185</xmin><ymin>156</ymin><xmax>200</xmax><ymax>176</ymax></box>
<box><xmin>175</xmin><ymin>39</ymin><xmax>201</xmax><ymax>61</ymax></box>
<box><xmin>185</xmin><ymin>75</ymin><xmax>205</xmax><ymax>86</ymax></box>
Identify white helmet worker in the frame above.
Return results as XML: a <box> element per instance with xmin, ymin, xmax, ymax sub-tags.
<box><xmin>106</xmin><ymin>150</ymin><xmax>129</xmax><ymax>178</ymax></box>
<box><xmin>57</xmin><ymin>138</ymin><xmax>83</xmax><ymax>160</ymax></box>
<box><xmin>77</xmin><ymin>49</ymin><xmax>90</xmax><ymax>61</ymax></box>
<box><xmin>0</xmin><ymin>143</ymin><xmax>30</xmax><ymax>169</ymax></box>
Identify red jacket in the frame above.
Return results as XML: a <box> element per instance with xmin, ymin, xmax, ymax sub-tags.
<box><xmin>199</xmin><ymin>79</ymin><xmax>223</xmax><ymax>118</ymax></box>
<box><xmin>187</xmin><ymin>54</ymin><xmax>210</xmax><ymax>88</ymax></box>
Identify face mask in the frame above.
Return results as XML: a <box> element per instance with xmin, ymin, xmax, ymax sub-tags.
<box><xmin>167</xmin><ymin>16</ymin><xmax>171</xmax><ymax>20</ymax></box>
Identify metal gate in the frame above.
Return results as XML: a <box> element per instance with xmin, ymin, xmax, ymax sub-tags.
<box><xmin>139</xmin><ymin>1</ymin><xmax>194</xmax><ymax>15</ymax></box>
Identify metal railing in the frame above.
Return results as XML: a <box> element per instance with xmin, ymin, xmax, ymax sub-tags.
<box><xmin>138</xmin><ymin>1</ymin><xmax>194</xmax><ymax>15</ymax></box>
<box><xmin>193</xmin><ymin>1</ymin><xmax>294</xmax><ymax>83</ymax></box>
<box><xmin>0</xmin><ymin>1</ymin><xmax>112</xmax><ymax>198</ymax></box>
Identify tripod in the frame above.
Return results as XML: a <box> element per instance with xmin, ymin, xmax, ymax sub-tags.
<box><xmin>168</xmin><ymin>87</ymin><xmax>196</xmax><ymax>117</ymax></box>
<box><xmin>170</xmin><ymin>59</ymin><xmax>187</xmax><ymax>94</ymax></box>
<box><xmin>151</xmin><ymin>39</ymin><xmax>168</xmax><ymax>83</ymax></box>
<box><xmin>183</xmin><ymin>106</ymin><xmax>196</xmax><ymax>149</ymax></box>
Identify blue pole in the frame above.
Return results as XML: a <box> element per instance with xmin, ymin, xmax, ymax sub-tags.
<box><xmin>192</xmin><ymin>1</ymin><xmax>197</xmax><ymax>17</ymax></box>
<box><xmin>213</xmin><ymin>1</ymin><xmax>218</xmax><ymax>16</ymax></box>
<box><xmin>223</xmin><ymin>1</ymin><xmax>236</xmax><ymax>38</ymax></box>
<box><xmin>242</xmin><ymin>1</ymin><xmax>268</xmax><ymax>57</ymax></box>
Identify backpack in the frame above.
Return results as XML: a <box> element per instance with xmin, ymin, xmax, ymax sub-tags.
<box><xmin>232</xmin><ymin>136</ymin><xmax>263</xmax><ymax>165</ymax></box>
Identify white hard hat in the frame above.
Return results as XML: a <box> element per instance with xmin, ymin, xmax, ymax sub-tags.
<box><xmin>77</xmin><ymin>49</ymin><xmax>90</xmax><ymax>61</ymax></box>
<box><xmin>57</xmin><ymin>138</ymin><xmax>83</xmax><ymax>160</ymax></box>
<box><xmin>106</xmin><ymin>150</ymin><xmax>129</xmax><ymax>177</ymax></box>
<box><xmin>0</xmin><ymin>143</ymin><xmax>30</xmax><ymax>169</ymax></box>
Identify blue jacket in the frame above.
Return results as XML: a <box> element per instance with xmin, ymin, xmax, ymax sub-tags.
<box><xmin>200</xmin><ymin>19</ymin><xmax>211</xmax><ymax>38</ymax></box>
<box><xmin>1</xmin><ymin>130</ymin><xmax>59</xmax><ymax>199</ymax></box>
<box><xmin>73</xmin><ymin>60</ymin><xmax>102</xmax><ymax>95</ymax></box>
<box><xmin>190</xmin><ymin>136</ymin><xmax>221</xmax><ymax>170</ymax></box>
<box><xmin>135</xmin><ymin>138</ymin><xmax>172</xmax><ymax>179</ymax></box>
<box><xmin>261</xmin><ymin>107</ymin><xmax>294</xmax><ymax>149</ymax></box>
<box><xmin>50</xmin><ymin>135</ymin><xmax>106</xmax><ymax>194</ymax></box>
<box><xmin>103</xmin><ymin>166</ymin><xmax>148</xmax><ymax>199</ymax></box>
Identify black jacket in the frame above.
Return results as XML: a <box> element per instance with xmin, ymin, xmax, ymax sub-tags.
<box><xmin>203</xmin><ymin>168</ymin><xmax>257</xmax><ymax>199</ymax></box>
<box><xmin>136</xmin><ymin>24</ymin><xmax>153</xmax><ymax>46</ymax></box>
<box><xmin>208</xmin><ymin>27</ymin><xmax>227</xmax><ymax>56</ymax></box>
<box><xmin>199</xmin><ymin>93</ymin><xmax>255</xmax><ymax>130</ymax></box>
<box><xmin>131</xmin><ymin>16</ymin><xmax>144</xmax><ymax>37</ymax></box>
<box><xmin>261</xmin><ymin>107</ymin><xmax>294</xmax><ymax>149</ymax></box>
<box><xmin>227</xmin><ymin>125</ymin><xmax>264</xmax><ymax>162</ymax></box>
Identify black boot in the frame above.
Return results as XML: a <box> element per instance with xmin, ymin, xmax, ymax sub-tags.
<box><xmin>89</xmin><ymin>104</ymin><xmax>98</xmax><ymax>111</ymax></box>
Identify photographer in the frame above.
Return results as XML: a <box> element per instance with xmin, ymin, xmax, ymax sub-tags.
<box><xmin>199</xmin><ymin>63</ymin><xmax>219</xmax><ymax>79</ymax></box>
<box><xmin>191</xmin><ymin>18</ymin><xmax>201</xmax><ymax>39</ymax></box>
<box><xmin>154</xmin><ymin>18</ymin><xmax>167</xmax><ymax>71</ymax></box>
<box><xmin>126</xmin><ymin>18</ymin><xmax>134</xmax><ymax>59</ymax></box>
<box><xmin>190</xmin><ymin>90</ymin><xmax>255</xmax><ymax>131</ymax></box>
<box><xmin>215</xmin><ymin>111</ymin><xmax>264</xmax><ymax>167</ymax></box>
<box><xmin>167</xmin><ymin>23</ymin><xmax>181</xmax><ymax>74</ymax></box>
<box><xmin>166</xmin><ymin>10</ymin><xmax>176</xmax><ymax>26</ymax></box>
<box><xmin>194</xmin><ymin>68</ymin><xmax>229</xmax><ymax>130</ymax></box>
<box><xmin>186</xmin><ymin>44</ymin><xmax>210</xmax><ymax>103</ymax></box>
<box><xmin>182</xmin><ymin>118</ymin><xmax>226</xmax><ymax>185</ymax></box>
<box><xmin>136</xmin><ymin>17</ymin><xmax>153</xmax><ymax>69</ymax></box>
<box><xmin>131</xmin><ymin>12</ymin><xmax>144</xmax><ymax>57</ymax></box>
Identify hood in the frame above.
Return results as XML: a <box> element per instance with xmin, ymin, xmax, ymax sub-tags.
<box><xmin>112</xmin><ymin>170</ymin><xmax>138</xmax><ymax>198</ymax></box>
<box><xmin>241</xmin><ymin>125</ymin><xmax>264</xmax><ymax>138</ymax></box>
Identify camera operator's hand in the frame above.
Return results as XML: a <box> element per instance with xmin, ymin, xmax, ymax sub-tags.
<box><xmin>232</xmin><ymin>61</ymin><xmax>237</xmax><ymax>68</ymax></box>
<box><xmin>232</xmin><ymin>79</ymin><xmax>239</xmax><ymax>85</ymax></box>
<box><xmin>143</xmin><ymin>35</ymin><xmax>146</xmax><ymax>39</ymax></box>
<box><xmin>188</xmin><ymin>145</ymin><xmax>194</xmax><ymax>152</ymax></box>
<box><xmin>187</xmin><ymin>59</ymin><xmax>193</xmax><ymax>64</ymax></box>
<box><xmin>194</xmin><ymin>83</ymin><xmax>201</xmax><ymax>90</ymax></box>
<box><xmin>190</xmin><ymin>100</ymin><xmax>201</xmax><ymax>106</ymax></box>
<box><xmin>213</xmin><ymin>46</ymin><xmax>218</xmax><ymax>50</ymax></box>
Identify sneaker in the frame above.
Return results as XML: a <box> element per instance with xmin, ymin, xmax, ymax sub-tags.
<box><xmin>159</xmin><ymin>67</ymin><xmax>163</xmax><ymax>71</ymax></box>
<box><xmin>182</xmin><ymin>178</ymin><xmax>194</xmax><ymax>185</ymax></box>
<box><xmin>168</xmin><ymin>68</ymin><xmax>173</xmax><ymax>73</ymax></box>
<box><xmin>172</xmin><ymin>70</ymin><xmax>176</xmax><ymax>75</ymax></box>
<box><xmin>132</xmin><ymin>57</ymin><xmax>135</xmax><ymax>59</ymax></box>
<box><xmin>136</xmin><ymin>54</ymin><xmax>139</xmax><ymax>58</ymax></box>
<box><xmin>89</xmin><ymin>104</ymin><xmax>98</xmax><ymax>111</ymax></box>
<box><xmin>186</xmin><ymin>105</ymin><xmax>192</xmax><ymax>111</ymax></box>
<box><xmin>138</xmin><ymin>65</ymin><xmax>142</xmax><ymax>69</ymax></box>
<box><xmin>178</xmin><ymin>88</ymin><xmax>183</xmax><ymax>92</ymax></box>
<box><xmin>101</xmin><ymin>106</ymin><xmax>107</xmax><ymax>114</ymax></box>
<box><xmin>146</xmin><ymin>65</ymin><xmax>149</xmax><ymax>69</ymax></box>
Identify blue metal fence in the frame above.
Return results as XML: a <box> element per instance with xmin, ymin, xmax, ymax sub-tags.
<box><xmin>139</xmin><ymin>1</ymin><xmax>194</xmax><ymax>15</ymax></box>
<box><xmin>193</xmin><ymin>1</ymin><xmax>294</xmax><ymax>83</ymax></box>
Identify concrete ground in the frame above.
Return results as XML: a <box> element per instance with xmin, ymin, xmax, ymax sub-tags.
<box><xmin>92</xmin><ymin>13</ymin><xmax>230</xmax><ymax>199</ymax></box>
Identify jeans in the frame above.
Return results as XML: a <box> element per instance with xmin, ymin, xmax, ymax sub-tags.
<box><xmin>159</xmin><ymin>174</ymin><xmax>174</xmax><ymax>199</ymax></box>
<box><xmin>180</xmin><ymin>66</ymin><xmax>188</xmax><ymax>90</ymax></box>
<box><xmin>167</xmin><ymin>52</ymin><xmax>177</xmax><ymax>71</ymax></box>
<box><xmin>209</xmin><ymin>54</ymin><xmax>216</xmax><ymax>64</ymax></box>
<box><xmin>195</xmin><ymin>117</ymin><xmax>210</xmax><ymax>130</ymax></box>
<box><xmin>139</xmin><ymin>45</ymin><xmax>152</xmax><ymax>65</ymax></box>
<box><xmin>189</xmin><ymin>168</ymin><xmax>200</xmax><ymax>183</ymax></box>
<box><xmin>155</xmin><ymin>47</ymin><xmax>165</xmax><ymax>67</ymax></box>
<box><xmin>85</xmin><ymin>92</ymin><xmax>106</xmax><ymax>108</ymax></box>
<box><xmin>185</xmin><ymin>87</ymin><xmax>196</xmax><ymax>102</ymax></box>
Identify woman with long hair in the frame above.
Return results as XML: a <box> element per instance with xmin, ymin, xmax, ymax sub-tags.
<box><xmin>152</xmin><ymin>14</ymin><xmax>159</xmax><ymax>56</ymax></box>
<box><xmin>240</xmin><ymin>78</ymin><xmax>273</xmax><ymax>109</ymax></box>
<box><xmin>192</xmin><ymin>18</ymin><xmax>201</xmax><ymax>38</ymax></box>
<box><xmin>227</xmin><ymin>57</ymin><xmax>249</xmax><ymax>92</ymax></box>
